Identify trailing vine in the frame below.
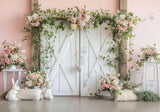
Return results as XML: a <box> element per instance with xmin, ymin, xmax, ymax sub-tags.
<box><xmin>25</xmin><ymin>3</ymin><xmax>141</xmax><ymax>76</ymax></box>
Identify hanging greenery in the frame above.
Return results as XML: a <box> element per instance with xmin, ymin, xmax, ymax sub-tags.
<box><xmin>24</xmin><ymin>3</ymin><xmax>141</xmax><ymax>75</ymax></box>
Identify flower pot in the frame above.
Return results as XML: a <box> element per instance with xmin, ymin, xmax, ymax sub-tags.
<box><xmin>34</xmin><ymin>86</ymin><xmax>40</xmax><ymax>89</ymax></box>
<box><xmin>148</xmin><ymin>56</ymin><xmax>155</xmax><ymax>62</ymax></box>
<box><xmin>9</xmin><ymin>65</ymin><xmax>16</xmax><ymax>69</ymax></box>
<box><xmin>71</xmin><ymin>24</ymin><xmax>78</xmax><ymax>30</ymax></box>
<box><xmin>101</xmin><ymin>91</ymin><xmax>115</xmax><ymax>100</ymax></box>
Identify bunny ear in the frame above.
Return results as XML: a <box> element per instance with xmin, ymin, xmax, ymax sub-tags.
<box><xmin>12</xmin><ymin>78</ymin><xmax>15</xmax><ymax>85</ymax></box>
<box><xmin>15</xmin><ymin>80</ymin><xmax>18</xmax><ymax>85</ymax></box>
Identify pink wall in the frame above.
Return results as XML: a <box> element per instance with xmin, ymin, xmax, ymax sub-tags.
<box><xmin>127</xmin><ymin>0</ymin><xmax>160</xmax><ymax>68</ymax></box>
<box><xmin>0</xmin><ymin>0</ymin><xmax>119</xmax><ymax>95</ymax></box>
<box><xmin>0</xmin><ymin>0</ymin><xmax>31</xmax><ymax>95</ymax></box>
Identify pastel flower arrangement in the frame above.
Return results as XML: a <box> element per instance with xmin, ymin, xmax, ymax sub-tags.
<box><xmin>27</xmin><ymin>13</ymin><xmax>40</xmax><ymax>27</ymax></box>
<box><xmin>0</xmin><ymin>41</ymin><xmax>27</xmax><ymax>71</ymax></box>
<box><xmin>110</xmin><ymin>10</ymin><xmax>141</xmax><ymax>39</ymax></box>
<box><xmin>137</xmin><ymin>44</ymin><xmax>160</xmax><ymax>67</ymax></box>
<box><xmin>22</xmin><ymin>71</ymin><xmax>45</xmax><ymax>88</ymax></box>
<box><xmin>99</xmin><ymin>73</ymin><xmax>122</xmax><ymax>94</ymax></box>
<box><xmin>69</xmin><ymin>6</ymin><xmax>92</xmax><ymax>30</ymax></box>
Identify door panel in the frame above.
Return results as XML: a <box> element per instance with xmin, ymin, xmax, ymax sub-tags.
<box><xmin>41</xmin><ymin>23</ymin><xmax>116</xmax><ymax>96</ymax></box>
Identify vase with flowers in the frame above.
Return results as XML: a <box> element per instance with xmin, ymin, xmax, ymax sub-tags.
<box><xmin>0</xmin><ymin>41</ymin><xmax>27</xmax><ymax>71</ymax></box>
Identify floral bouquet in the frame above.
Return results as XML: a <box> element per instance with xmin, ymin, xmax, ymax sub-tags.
<box><xmin>99</xmin><ymin>73</ymin><xmax>122</xmax><ymax>94</ymax></box>
<box><xmin>69</xmin><ymin>6</ymin><xmax>92</xmax><ymax>30</ymax></box>
<box><xmin>0</xmin><ymin>41</ymin><xmax>27</xmax><ymax>71</ymax></box>
<box><xmin>137</xmin><ymin>44</ymin><xmax>160</xmax><ymax>67</ymax></box>
<box><xmin>110</xmin><ymin>10</ymin><xmax>141</xmax><ymax>39</ymax></box>
<box><xmin>22</xmin><ymin>71</ymin><xmax>45</xmax><ymax>89</ymax></box>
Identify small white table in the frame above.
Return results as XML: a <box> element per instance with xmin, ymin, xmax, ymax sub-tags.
<box><xmin>3</xmin><ymin>69</ymin><xmax>23</xmax><ymax>92</ymax></box>
<box><xmin>143</xmin><ymin>61</ymin><xmax>159</xmax><ymax>95</ymax></box>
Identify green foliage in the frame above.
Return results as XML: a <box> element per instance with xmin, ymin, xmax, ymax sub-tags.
<box><xmin>135</xmin><ymin>91</ymin><xmax>159</xmax><ymax>102</ymax></box>
<box><xmin>25</xmin><ymin>4</ymin><xmax>141</xmax><ymax>75</ymax></box>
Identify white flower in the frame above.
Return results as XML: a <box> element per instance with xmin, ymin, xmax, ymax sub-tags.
<box><xmin>112</xmin><ymin>80</ymin><xmax>119</xmax><ymax>86</ymax></box>
<box><xmin>32</xmin><ymin>13</ymin><xmax>39</xmax><ymax>20</ymax></box>
<box><xmin>123</xmin><ymin>20</ymin><xmax>128</xmax><ymax>26</ymax></box>
<box><xmin>28</xmin><ymin>80</ymin><xmax>32</xmax><ymax>87</ymax></box>
<box><xmin>80</xmin><ymin>21</ymin><xmax>86</xmax><ymax>26</ymax></box>
<box><xmin>18</xmin><ymin>43</ymin><xmax>22</xmax><ymax>47</ymax></box>
<box><xmin>38</xmin><ymin>79</ymin><xmax>43</xmax><ymax>83</ymax></box>
<box><xmin>120</xmin><ymin>14</ymin><xmax>126</xmax><ymax>20</ymax></box>
<box><xmin>11</xmin><ymin>54</ymin><xmax>19</xmax><ymax>60</ymax></box>
<box><xmin>71</xmin><ymin>24</ymin><xmax>78</xmax><ymax>30</ymax></box>
<box><xmin>84</xmin><ymin>15</ymin><xmax>90</xmax><ymax>22</ymax></box>
<box><xmin>27</xmin><ymin>16</ymin><xmax>32</xmax><ymax>22</ymax></box>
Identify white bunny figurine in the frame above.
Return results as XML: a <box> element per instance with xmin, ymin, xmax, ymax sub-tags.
<box><xmin>44</xmin><ymin>76</ymin><xmax>53</xmax><ymax>100</ymax></box>
<box><xmin>6</xmin><ymin>78</ymin><xmax>20</xmax><ymax>101</ymax></box>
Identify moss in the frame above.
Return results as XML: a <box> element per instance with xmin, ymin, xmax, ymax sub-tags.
<box><xmin>135</xmin><ymin>91</ymin><xmax>159</xmax><ymax>102</ymax></box>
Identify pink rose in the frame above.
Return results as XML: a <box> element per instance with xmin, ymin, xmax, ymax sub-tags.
<box><xmin>89</xmin><ymin>23</ymin><xmax>92</xmax><ymax>28</ymax></box>
<box><xmin>147</xmin><ymin>50</ymin><xmax>152</xmax><ymax>55</ymax></box>
<box><xmin>3</xmin><ymin>44</ymin><xmax>6</xmax><ymax>47</ymax></box>
<box><xmin>84</xmin><ymin>14</ymin><xmax>87</xmax><ymax>17</ymax></box>
<box><xmin>37</xmin><ymin>83</ymin><xmax>41</xmax><ymax>86</ymax></box>
<box><xmin>5</xmin><ymin>58</ymin><xmax>10</xmax><ymax>64</ymax></box>
<box><xmin>128</xmin><ymin>21</ymin><xmax>133</xmax><ymax>27</ymax></box>
<box><xmin>70</xmin><ymin>16</ymin><xmax>76</xmax><ymax>24</ymax></box>
<box><xmin>10</xmin><ymin>46</ymin><xmax>15</xmax><ymax>50</ymax></box>
<box><xmin>28</xmin><ymin>74</ymin><xmax>33</xmax><ymax>78</ymax></box>
<box><xmin>39</xmin><ymin>76</ymin><xmax>43</xmax><ymax>79</ymax></box>
<box><xmin>18</xmin><ymin>58</ymin><xmax>23</xmax><ymax>63</ymax></box>
<box><xmin>35</xmin><ymin>19</ymin><xmax>40</xmax><ymax>27</ymax></box>
<box><xmin>111</xmin><ymin>86</ymin><xmax>117</xmax><ymax>90</ymax></box>
<box><xmin>80</xmin><ymin>8</ymin><xmax>85</xmax><ymax>13</ymax></box>
<box><xmin>104</xmin><ymin>84</ymin><xmax>110</xmax><ymax>88</ymax></box>
<box><xmin>2</xmin><ymin>51</ymin><xmax>5</xmax><ymax>56</ymax></box>
<box><xmin>25</xmin><ymin>81</ymin><xmax>28</xmax><ymax>85</ymax></box>
<box><xmin>101</xmin><ymin>85</ymin><xmax>105</xmax><ymax>90</ymax></box>
<box><xmin>7</xmin><ymin>49</ymin><xmax>12</xmax><ymax>54</ymax></box>
<box><xmin>114</xmin><ymin>78</ymin><xmax>119</xmax><ymax>81</ymax></box>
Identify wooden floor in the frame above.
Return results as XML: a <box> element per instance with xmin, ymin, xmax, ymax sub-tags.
<box><xmin>0</xmin><ymin>97</ymin><xmax>160</xmax><ymax>112</ymax></box>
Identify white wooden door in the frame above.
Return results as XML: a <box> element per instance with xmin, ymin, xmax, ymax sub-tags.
<box><xmin>41</xmin><ymin>23</ymin><xmax>116</xmax><ymax>96</ymax></box>
<box><xmin>80</xmin><ymin>23</ymin><xmax>115</xmax><ymax>96</ymax></box>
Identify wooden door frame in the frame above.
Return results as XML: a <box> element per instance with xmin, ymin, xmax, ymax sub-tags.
<box><xmin>31</xmin><ymin>0</ymin><xmax>128</xmax><ymax>78</ymax></box>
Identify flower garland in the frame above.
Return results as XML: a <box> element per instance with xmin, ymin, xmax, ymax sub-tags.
<box><xmin>25</xmin><ymin>4</ymin><xmax>141</xmax><ymax>75</ymax></box>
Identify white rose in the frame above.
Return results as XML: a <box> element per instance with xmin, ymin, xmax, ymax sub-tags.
<box><xmin>84</xmin><ymin>15</ymin><xmax>90</xmax><ymax>22</ymax></box>
<box><xmin>28</xmin><ymin>80</ymin><xmax>32</xmax><ymax>87</ymax></box>
<box><xmin>27</xmin><ymin>16</ymin><xmax>32</xmax><ymax>22</ymax></box>
<box><xmin>38</xmin><ymin>79</ymin><xmax>43</xmax><ymax>83</ymax></box>
<box><xmin>112</xmin><ymin>80</ymin><xmax>119</xmax><ymax>86</ymax></box>
<box><xmin>120</xmin><ymin>14</ymin><xmax>125</xmax><ymax>20</ymax></box>
<box><xmin>71</xmin><ymin>24</ymin><xmax>78</xmax><ymax>30</ymax></box>
<box><xmin>80</xmin><ymin>21</ymin><xmax>86</xmax><ymax>26</ymax></box>
<box><xmin>32</xmin><ymin>13</ymin><xmax>39</xmax><ymax>20</ymax></box>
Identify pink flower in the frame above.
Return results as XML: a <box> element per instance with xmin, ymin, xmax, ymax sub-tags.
<box><xmin>84</xmin><ymin>14</ymin><xmax>87</xmax><ymax>17</ymax></box>
<box><xmin>35</xmin><ymin>19</ymin><xmax>40</xmax><ymax>27</ymax></box>
<box><xmin>5</xmin><ymin>58</ymin><xmax>10</xmax><ymax>64</ymax></box>
<box><xmin>103</xmin><ymin>84</ymin><xmax>110</xmax><ymax>88</ymax></box>
<box><xmin>2</xmin><ymin>51</ymin><xmax>5</xmax><ymax>56</ymax></box>
<box><xmin>25</xmin><ymin>81</ymin><xmax>28</xmax><ymax>85</ymax></box>
<box><xmin>89</xmin><ymin>23</ymin><xmax>92</xmax><ymax>28</ymax></box>
<box><xmin>37</xmin><ymin>83</ymin><xmax>41</xmax><ymax>86</ymax></box>
<box><xmin>101</xmin><ymin>85</ymin><xmax>105</xmax><ymax>90</ymax></box>
<box><xmin>78</xmin><ymin>14</ymin><xmax>82</xmax><ymax>19</ymax></box>
<box><xmin>34</xmin><ymin>75</ymin><xmax>38</xmax><ymax>79</ymax></box>
<box><xmin>10</xmin><ymin>46</ymin><xmax>15</xmax><ymax>50</ymax></box>
<box><xmin>111</xmin><ymin>86</ymin><xmax>117</xmax><ymax>90</ymax></box>
<box><xmin>80</xmin><ymin>8</ymin><xmax>85</xmax><ymax>13</ymax></box>
<box><xmin>118</xmin><ymin>25</ymin><xmax>123</xmax><ymax>31</ymax></box>
<box><xmin>28</xmin><ymin>74</ymin><xmax>33</xmax><ymax>78</ymax></box>
<box><xmin>128</xmin><ymin>21</ymin><xmax>133</xmax><ymax>27</ymax></box>
<box><xmin>70</xmin><ymin>16</ymin><xmax>76</xmax><ymax>24</ymax></box>
<box><xmin>114</xmin><ymin>78</ymin><xmax>119</xmax><ymax>81</ymax></box>
<box><xmin>18</xmin><ymin>58</ymin><xmax>23</xmax><ymax>63</ymax></box>
<box><xmin>39</xmin><ymin>76</ymin><xmax>43</xmax><ymax>79</ymax></box>
<box><xmin>7</xmin><ymin>49</ymin><xmax>12</xmax><ymax>54</ymax></box>
<box><xmin>3</xmin><ymin>44</ymin><xmax>6</xmax><ymax>47</ymax></box>
<box><xmin>147</xmin><ymin>50</ymin><xmax>152</xmax><ymax>55</ymax></box>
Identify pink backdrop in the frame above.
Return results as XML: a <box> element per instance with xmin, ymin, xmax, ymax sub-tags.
<box><xmin>0</xmin><ymin>0</ymin><xmax>160</xmax><ymax>95</ymax></box>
